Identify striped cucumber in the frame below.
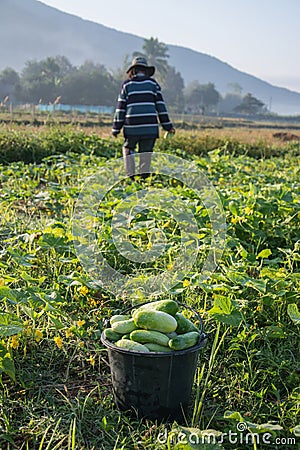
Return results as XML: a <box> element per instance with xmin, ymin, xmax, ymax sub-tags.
<box><xmin>133</xmin><ymin>299</ymin><xmax>178</xmax><ymax>316</ymax></box>
<box><xmin>111</xmin><ymin>318</ymin><xmax>137</xmax><ymax>334</ymax></box>
<box><xmin>145</xmin><ymin>343</ymin><xmax>173</xmax><ymax>352</ymax></box>
<box><xmin>169</xmin><ymin>331</ymin><xmax>200</xmax><ymax>350</ymax></box>
<box><xmin>175</xmin><ymin>313</ymin><xmax>199</xmax><ymax>334</ymax></box>
<box><xmin>110</xmin><ymin>314</ymin><xmax>129</xmax><ymax>325</ymax></box>
<box><xmin>103</xmin><ymin>328</ymin><xmax>123</xmax><ymax>342</ymax></box>
<box><xmin>115</xmin><ymin>339</ymin><xmax>150</xmax><ymax>352</ymax></box>
<box><xmin>133</xmin><ymin>310</ymin><xmax>177</xmax><ymax>333</ymax></box>
<box><xmin>130</xmin><ymin>329</ymin><xmax>170</xmax><ymax>347</ymax></box>
<box><xmin>166</xmin><ymin>331</ymin><xmax>177</xmax><ymax>339</ymax></box>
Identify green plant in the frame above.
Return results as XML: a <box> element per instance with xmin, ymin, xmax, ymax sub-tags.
<box><xmin>0</xmin><ymin>129</ymin><xmax>299</xmax><ymax>449</ymax></box>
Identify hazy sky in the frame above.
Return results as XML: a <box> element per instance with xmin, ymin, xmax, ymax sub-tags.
<box><xmin>40</xmin><ymin>0</ymin><xmax>300</xmax><ymax>93</ymax></box>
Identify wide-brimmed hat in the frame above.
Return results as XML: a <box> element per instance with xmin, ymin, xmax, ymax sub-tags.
<box><xmin>126</xmin><ymin>56</ymin><xmax>155</xmax><ymax>77</ymax></box>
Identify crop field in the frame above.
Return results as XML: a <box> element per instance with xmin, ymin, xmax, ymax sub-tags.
<box><xmin>0</xmin><ymin>124</ymin><xmax>299</xmax><ymax>449</ymax></box>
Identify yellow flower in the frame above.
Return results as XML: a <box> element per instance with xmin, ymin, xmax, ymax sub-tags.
<box><xmin>54</xmin><ymin>336</ymin><xmax>63</xmax><ymax>348</ymax></box>
<box><xmin>231</xmin><ymin>215</ymin><xmax>245</xmax><ymax>224</ymax></box>
<box><xmin>77</xmin><ymin>320</ymin><xmax>86</xmax><ymax>327</ymax></box>
<box><xmin>10</xmin><ymin>335</ymin><xmax>20</xmax><ymax>349</ymax></box>
<box><xmin>183</xmin><ymin>279</ymin><xmax>190</xmax><ymax>287</ymax></box>
<box><xmin>25</xmin><ymin>326</ymin><xmax>32</xmax><ymax>336</ymax></box>
<box><xmin>88</xmin><ymin>355</ymin><xmax>95</xmax><ymax>367</ymax></box>
<box><xmin>244</xmin><ymin>206</ymin><xmax>252</xmax><ymax>215</ymax></box>
<box><xmin>80</xmin><ymin>286</ymin><xmax>89</xmax><ymax>296</ymax></box>
<box><xmin>65</xmin><ymin>329</ymin><xmax>73</xmax><ymax>339</ymax></box>
<box><xmin>34</xmin><ymin>330</ymin><xmax>43</xmax><ymax>342</ymax></box>
<box><xmin>146</xmin><ymin>241</ymin><xmax>152</xmax><ymax>250</ymax></box>
<box><xmin>0</xmin><ymin>278</ymin><xmax>5</xmax><ymax>286</ymax></box>
<box><xmin>87</xmin><ymin>297</ymin><xmax>98</xmax><ymax>307</ymax></box>
<box><xmin>167</xmin><ymin>262</ymin><xmax>174</xmax><ymax>271</ymax></box>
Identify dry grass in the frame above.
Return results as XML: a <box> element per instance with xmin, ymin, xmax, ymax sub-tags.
<box><xmin>195</xmin><ymin>126</ymin><xmax>300</xmax><ymax>146</ymax></box>
<box><xmin>2</xmin><ymin>115</ymin><xmax>300</xmax><ymax>148</ymax></box>
<box><xmin>80</xmin><ymin>123</ymin><xmax>300</xmax><ymax>147</ymax></box>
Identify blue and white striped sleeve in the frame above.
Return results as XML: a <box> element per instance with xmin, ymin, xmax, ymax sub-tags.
<box><xmin>112</xmin><ymin>84</ymin><xmax>127</xmax><ymax>134</ymax></box>
<box><xmin>155</xmin><ymin>83</ymin><xmax>173</xmax><ymax>131</ymax></box>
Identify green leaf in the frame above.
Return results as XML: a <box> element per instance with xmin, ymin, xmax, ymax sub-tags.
<box><xmin>0</xmin><ymin>341</ymin><xmax>15</xmax><ymax>382</ymax></box>
<box><xmin>226</xmin><ymin>271</ymin><xmax>249</xmax><ymax>285</ymax></box>
<box><xmin>211</xmin><ymin>310</ymin><xmax>243</xmax><ymax>327</ymax></box>
<box><xmin>209</xmin><ymin>296</ymin><xmax>233</xmax><ymax>315</ymax></box>
<box><xmin>254</xmin><ymin>423</ymin><xmax>283</xmax><ymax>433</ymax></box>
<box><xmin>208</xmin><ymin>297</ymin><xmax>243</xmax><ymax>327</ymax></box>
<box><xmin>38</xmin><ymin>233</ymin><xmax>68</xmax><ymax>249</ymax></box>
<box><xmin>0</xmin><ymin>313</ymin><xmax>23</xmax><ymax>337</ymax></box>
<box><xmin>49</xmin><ymin>314</ymin><xmax>64</xmax><ymax>330</ymax></box>
<box><xmin>0</xmin><ymin>324</ymin><xmax>23</xmax><ymax>338</ymax></box>
<box><xmin>0</xmin><ymin>286</ymin><xmax>18</xmax><ymax>302</ymax></box>
<box><xmin>228</xmin><ymin>201</ymin><xmax>238</xmax><ymax>216</ymax></box>
<box><xmin>257</xmin><ymin>249</ymin><xmax>272</xmax><ymax>259</ymax></box>
<box><xmin>262</xmin><ymin>325</ymin><xmax>285</xmax><ymax>339</ymax></box>
<box><xmin>224</xmin><ymin>411</ymin><xmax>283</xmax><ymax>434</ymax></box>
<box><xmin>0</xmin><ymin>312</ymin><xmax>22</xmax><ymax>325</ymax></box>
<box><xmin>224</xmin><ymin>410</ymin><xmax>244</xmax><ymax>422</ymax></box>
<box><xmin>287</xmin><ymin>304</ymin><xmax>300</xmax><ymax>324</ymax></box>
<box><xmin>245</xmin><ymin>278</ymin><xmax>267</xmax><ymax>293</ymax></box>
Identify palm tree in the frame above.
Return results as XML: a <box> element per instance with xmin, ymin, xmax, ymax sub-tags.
<box><xmin>133</xmin><ymin>37</ymin><xmax>170</xmax><ymax>82</ymax></box>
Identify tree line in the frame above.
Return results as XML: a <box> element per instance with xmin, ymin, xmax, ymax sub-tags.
<box><xmin>0</xmin><ymin>37</ymin><xmax>266</xmax><ymax>115</ymax></box>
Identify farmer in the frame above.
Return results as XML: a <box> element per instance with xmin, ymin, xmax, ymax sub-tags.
<box><xmin>112</xmin><ymin>56</ymin><xmax>175</xmax><ymax>179</ymax></box>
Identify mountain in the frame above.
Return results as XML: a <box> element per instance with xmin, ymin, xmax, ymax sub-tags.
<box><xmin>1</xmin><ymin>0</ymin><xmax>300</xmax><ymax>115</ymax></box>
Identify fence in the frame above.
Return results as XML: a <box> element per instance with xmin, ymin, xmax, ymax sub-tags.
<box><xmin>1</xmin><ymin>102</ymin><xmax>300</xmax><ymax>128</ymax></box>
<box><xmin>0</xmin><ymin>102</ymin><xmax>114</xmax><ymax>125</ymax></box>
<box><xmin>37</xmin><ymin>104</ymin><xmax>114</xmax><ymax>115</ymax></box>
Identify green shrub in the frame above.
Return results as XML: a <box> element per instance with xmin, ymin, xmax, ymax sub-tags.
<box><xmin>0</xmin><ymin>127</ymin><xmax>121</xmax><ymax>164</ymax></box>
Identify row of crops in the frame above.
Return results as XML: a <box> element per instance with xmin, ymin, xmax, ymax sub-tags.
<box><xmin>0</xmin><ymin>126</ymin><xmax>299</xmax><ymax>449</ymax></box>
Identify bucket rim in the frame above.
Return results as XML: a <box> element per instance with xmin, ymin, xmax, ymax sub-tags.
<box><xmin>101</xmin><ymin>331</ymin><xmax>207</xmax><ymax>357</ymax></box>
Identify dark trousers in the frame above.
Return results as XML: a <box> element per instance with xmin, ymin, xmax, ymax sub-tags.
<box><xmin>122</xmin><ymin>137</ymin><xmax>156</xmax><ymax>179</ymax></box>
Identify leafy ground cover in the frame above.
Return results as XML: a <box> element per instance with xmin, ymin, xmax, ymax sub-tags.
<box><xmin>0</xmin><ymin>127</ymin><xmax>299</xmax><ymax>449</ymax></box>
<box><xmin>1</xmin><ymin>124</ymin><xmax>300</xmax><ymax>164</ymax></box>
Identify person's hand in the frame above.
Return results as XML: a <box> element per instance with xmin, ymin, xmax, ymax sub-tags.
<box><xmin>164</xmin><ymin>128</ymin><xmax>176</xmax><ymax>139</ymax></box>
<box><xmin>111</xmin><ymin>131</ymin><xmax>119</xmax><ymax>138</ymax></box>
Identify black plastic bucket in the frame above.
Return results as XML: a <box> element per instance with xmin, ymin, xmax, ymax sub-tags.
<box><xmin>101</xmin><ymin>303</ymin><xmax>207</xmax><ymax>421</ymax></box>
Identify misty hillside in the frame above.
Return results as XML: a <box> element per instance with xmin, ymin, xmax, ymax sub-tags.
<box><xmin>1</xmin><ymin>0</ymin><xmax>300</xmax><ymax>115</ymax></box>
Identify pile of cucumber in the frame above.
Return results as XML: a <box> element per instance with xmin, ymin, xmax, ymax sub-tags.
<box><xmin>103</xmin><ymin>300</ymin><xmax>201</xmax><ymax>352</ymax></box>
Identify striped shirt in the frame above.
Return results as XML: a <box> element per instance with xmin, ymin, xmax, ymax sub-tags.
<box><xmin>112</xmin><ymin>75</ymin><xmax>173</xmax><ymax>138</ymax></box>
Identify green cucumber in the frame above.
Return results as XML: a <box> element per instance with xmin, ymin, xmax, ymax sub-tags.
<box><xmin>111</xmin><ymin>318</ymin><xmax>137</xmax><ymax>334</ymax></box>
<box><xmin>103</xmin><ymin>328</ymin><xmax>123</xmax><ymax>342</ymax></box>
<box><xmin>134</xmin><ymin>299</ymin><xmax>178</xmax><ymax>316</ymax></box>
<box><xmin>145</xmin><ymin>343</ymin><xmax>173</xmax><ymax>352</ymax></box>
<box><xmin>133</xmin><ymin>310</ymin><xmax>177</xmax><ymax>333</ymax></box>
<box><xmin>175</xmin><ymin>313</ymin><xmax>199</xmax><ymax>334</ymax></box>
<box><xmin>121</xmin><ymin>333</ymin><xmax>131</xmax><ymax>339</ymax></box>
<box><xmin>115</xmin><ymin>339</ymin><xmax>149</xmax><ymax>352</ymax></box>
<box><xmin>110</xmin><ymin>314</ymin><xmax>129</xmax><ymax>325</ymax></box>
<box><xmin>130</xmin><ymin>329</ymin><xmax>170</xmax><ymax>347</ymax></box>
<box><xmin>166</xmin><ymin>331</ymin><xmax>177</xmax><ymax>339</ymax></box>
<box><xmin>169</xmin><ymin>331</ymin><xmax>200</xmax><ymax>350</ymax></box>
